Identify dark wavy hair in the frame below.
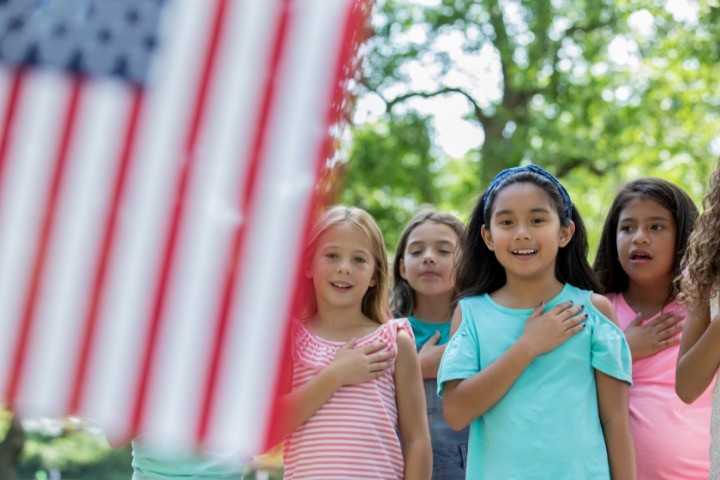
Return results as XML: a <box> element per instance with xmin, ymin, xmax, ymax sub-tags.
<box><xmin>455</xmin><ymin>169</ymin><xmax>600</xmax><ymax>301</ymax></box>
<box><xmin>390</xmin><ymin>207</ymin><xmax>465</xmax><ymax>317</ymax></box>
<box><xmin>593</xmin><ymin>177</ymin><xmax>698</xmax><ymax>300</ymax></box>
<box><xmin>593</xmin><ymin>178</ymin><xmax>698</xmax><ymax>299</ymax></box>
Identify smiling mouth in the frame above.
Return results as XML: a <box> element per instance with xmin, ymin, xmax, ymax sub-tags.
<box><xmin>512</xmin><ymin>249</ymin><xmax>537</xmax><ymax>255</ymax></box>
<box><xmin>630</xmin><ymin>252</ymin><xmax>652</xmax><ymax>260</ymax></box>
<box><xmin>330</xmin><ymin>281</ymin><xmax>352</xmax><ymax>289</ymax></box>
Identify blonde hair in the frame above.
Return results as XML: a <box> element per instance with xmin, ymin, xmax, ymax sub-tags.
<box><xmin>680</xmin><ymin>158</ymin><xmax>720</xmax><ymax>306</ymax></box>
<box><xmin>303</xmin><ymin>205</ymin><xmax>389</xmax><ymax>324</ymax></box>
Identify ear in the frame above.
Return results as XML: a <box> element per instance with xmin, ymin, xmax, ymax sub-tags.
<box><xmin>559</xmin><ymin>220</ymin><xmax>576</xmax><ymax>247</ymax></box>
<box><xmin>398</xmin><ymin>258</ymin><xmax>407</xmax><ymax>280</ymax></box>
<box><xmin>481</xmin><ymin>225</ymin><xmax>495</xmax><ymax>251</ymax></box>
<box><xmin>369</xmin><ymin>274</ymin><xmax>377</xmax><ymax>287</ymax></box>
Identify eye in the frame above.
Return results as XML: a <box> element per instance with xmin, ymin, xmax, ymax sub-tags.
<box><xmin>651</xmin><ymin>224</ymin><xmax>665</xmax><ymax>231</ymax></box>
<box><xmin>619</xmin><ymin>225</ymin><xmax>633</xmax><ymax>232</ymax></box>
<box><xmin>530</xmin><ymin>217</ymin><xmax>546</xmax><ymax>225</ymax></box>
<box><xmin>498</xmin><ymin>219</ymin><xmax>513</xmax><ymax>226</ymax></box>
<box><xmin>439</xmin><ymin>249</ymin><xmax>453</xmax><ymax>255</ymax></box>
<box><xmin>354</xmin><ymin>256</ymin><xmax>368</xmax><ymax>264</ymax></box>
<box><xmin>325</xmin><ymin>252</ymin><xmax>338</xmax><ymax>259</ymax></box>
<box><xmin>408</xmin><ymin>250</ymin><xmax>422</xmax><ymax>256</ymax></box>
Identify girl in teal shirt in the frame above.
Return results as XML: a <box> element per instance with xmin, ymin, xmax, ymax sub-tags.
<box><xmin>438</xmin><ymin>165</ymin><xmax>635</xmax><ymax>479</ymax></box>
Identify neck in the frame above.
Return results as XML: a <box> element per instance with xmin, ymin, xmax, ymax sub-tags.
<box><xmin>494</xmin><ymin>274</ymin><xmax>565</xmax><ymax>309</ymax></box>
<box><xmin>313</xmin><ymin>301</ymin><xmax>367</xmax><ymax>330</ymax></box>
<box><xmin>413</xmin><ymin>291</ymin><xmax>453</xmax><ymax>324</ymax></box>
<box><xmin>624</xmin><ymin>278</ymin><xmax>673</xmax><ymax>317</ymax></box>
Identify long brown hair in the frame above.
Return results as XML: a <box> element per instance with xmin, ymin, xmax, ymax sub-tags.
<box><xmin>390</xmin><ymin>207</ymin><xmax>464</xmax><ymax>317</ymax></box>
<box><xmin>594</xmin><ymin>178</ymin><xmax>698</xmax><ymax>299</ymax></box>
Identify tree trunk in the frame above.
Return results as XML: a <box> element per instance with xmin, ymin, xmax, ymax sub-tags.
<box><xmin>0</xmin><ymin>415</ymin><xmax>25</xmax><ymax>480</ymax></box>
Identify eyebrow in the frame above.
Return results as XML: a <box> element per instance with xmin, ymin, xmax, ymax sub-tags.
<box><xmin>320</xmin><ymin>244</ymin><xmax>371</xmax><ymax>255</ymax></box>
<box><xmin>618</xmin><ymin>215</ymin><xmax>672</xmax><ymax>222</ymax></box>
<box><xmin>407</xmin><ymin>239</ymin><xmax>455</xmax><ymax>247</ymax></box>
<box><xmin>494</xmin><ymin>207</ymin><xmax>551</xmax><ymax>217</ymax></box>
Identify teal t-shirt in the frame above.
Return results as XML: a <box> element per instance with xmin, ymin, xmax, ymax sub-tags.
<box><xmin>408</xmin><ymin>315</ymin><xmax>452</xmax><ymax>348</ymax></box>
<box><xmin>437</xmin><ymin>284</ymin><xmax>632</xmax><ymax>480</ymax></box>
<box><xmin>131</xmin><ymin>440</ymin><xmax>244</xmax><ymax>479</ymax></box>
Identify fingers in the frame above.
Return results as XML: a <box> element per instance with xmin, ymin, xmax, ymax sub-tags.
<box><xmin>563</xmin><ymin>318</ymin><xmax>586</xmax><ymax>336</ymax></box>
<box><xmin>627</xmin><ymin>312</ymin><xmax>643</xmax><ymax>327</ymax></box>
<box><xmin>659</xmin><ymin>336</ymin><xmax>682</xmax><ymax>349</ymax></box>
<box><xmin>647</xmin><ymin>312</ymin><xmax>683</xmax><ymax>329</ymax></box>
<box><xmin>427</xmin><ymin>331</ymin><xmax>441</xmax><ymax>345</ymax></box>
<box><xmin>562</xmin><ymin>312</ymin><xmax>586</xmax><ymax>334</ymax></box>
<box><xmin>656</xmin><ymin>321</ymin><xmax>683</xmax><ymax>342</ymax></box>
<box><xmin>340</xmin><ymin>337</ymin><xmax>358</xmax><ymax>351</ymax></box>
<box><xmin>528</xmin><ymin>301</ymin><xmax>546</xmax><ymax>319</ymax></box>
<box><xmin>547</xmin><ymin>301</ymin><xmax>583</xmax><ymax>323</ymax></box>
<box><xmin>559</xmin><ymin>304</ymin><xmax>585</xmax><ymax>324</ymax></box>
<box><xmin>367</xmin><ymin>349</ymin><xmax>394</xmax><ymax>365</ymax></box>
<box><xmin>357</xmin><ymin>341</ymin><xmax>386</xmax><ymax>354</ymax></box>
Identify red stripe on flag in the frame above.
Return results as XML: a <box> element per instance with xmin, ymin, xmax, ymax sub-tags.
<box><xmin>0</xmin><ymin>70</ymin><xmax>25</xmax><ymax>211</ymax></box>
<box><xmin>5</xmin><ymin>77</ymin><xmax>84</xmax><ymax>404</ymax></box>
<box><xmin>68</xmin><ymin>88</ymin><xmax>145</xmax><ymax>414</ymax></box>
<box><xmin>196</xmin><ymin>0</ymin><xmax>294</xmax><ymax>444</ymax></box>
<box><xmin>262</xmin><ymin>0</ymin><xmax>372</xmax><ymax>451</ymax></box>
<box><xmin>130</xmin><ymin>0</ymin><xmax>230</xmax><ymax>436</ymax></box>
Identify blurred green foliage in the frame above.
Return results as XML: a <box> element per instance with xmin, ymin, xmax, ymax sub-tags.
<box><xmin>339</xmin><ymin>0</ymin><xmax>720</xmax><ymax>253</ymax></box>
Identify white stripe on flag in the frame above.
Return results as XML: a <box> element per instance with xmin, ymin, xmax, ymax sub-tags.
<box><xmin>139</xmin><ymin>0</ymin><xmax>279</xmax><ymax>452</ymax></box>
<box><xmin>0</xmin><ymin>71</ymin><xmax>70</xmax><ymax>401</ymax></box>
<box><xmin>18</xmin><ymin>80</ymin><xmax>131</xmax><ymax>415</ymax></box>
<box><xmin>81</xmin><ymin>0</ymin><xmax>215</xmax><ymax>437</ymax></box>
<box><xmin>205</xmin><ymin>0</ymin><xmax>354</xmax><ymax>453</ymax></box>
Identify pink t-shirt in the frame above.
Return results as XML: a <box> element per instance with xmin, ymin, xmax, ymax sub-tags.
<box><xmin>283</xmin><ymin>318</ymin><xmax>413</xmax><ymax>480</ymax></box>
<box><xmin>608</xmin><ymin>293</ymin><xmax>712</xmax><ymax>480</ymax></box>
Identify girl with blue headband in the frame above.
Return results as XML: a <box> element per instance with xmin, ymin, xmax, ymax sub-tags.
<box><xmin>437</xmin><ymin>164</ymin><xmax>636</xmax><ymax>479</ymax></box>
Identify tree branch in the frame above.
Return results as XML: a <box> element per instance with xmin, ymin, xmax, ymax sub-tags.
<box><xmin>384</xmin><ymin>87</ymin><xmax>489</xmax><ymax>124</ymax></box>
<box><xmin>487</xmin><ymin>0</ymin><xmax>513</xmax><ymax>103</ymax></box>
<box><xmin>555</xmin><ymin>158</ymin><xmax>606</xmax><ymax>177</ymax></box>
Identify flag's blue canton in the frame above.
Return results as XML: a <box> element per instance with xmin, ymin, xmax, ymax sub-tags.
<box><xmin>0</xmin><ymin>0</ymin><xmax>165</xmax><ymax>84</ymax></box>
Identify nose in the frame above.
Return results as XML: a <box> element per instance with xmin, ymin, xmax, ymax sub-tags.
<box><xmin>632</xmin><ymin>227</ymin><xmax>650</xmax><ymax>245</ymax></box>
<box><xmin>422</xmin><ymin>250</ymin><xmax>436</xmax><ymax>264</ymax></box>
<box><xmin>513</xmin><ymin>225</ymin><xmax>531</xmax><ymax>240</ymax></box>
<box><xmin>336</xmin><ymin>257</ymin><xmax>351</xmax><ymax>274</ymax></box>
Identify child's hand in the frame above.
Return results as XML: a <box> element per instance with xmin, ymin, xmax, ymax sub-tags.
<box><xmin>418</xmin><ymin>332</ymin><xmax>446</xmax><ymax>379</ymax></box>
<box><xmin>328</xmin><ymin>340</ymin><xmax>393</xmax><ymax>386</ymax></box>
<box><xmin>624</xmin><ymin>312</ymin><xmax>683</xmax><ymax>360</ymax></box>
<box><xmin>520</xmin><ymin>301</ymin><xmax>586</xmax><ymax>358</ymax></box>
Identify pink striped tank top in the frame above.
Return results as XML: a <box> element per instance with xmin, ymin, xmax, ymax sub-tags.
<box><xmin>283</xmin><ymin>318</ymin><xmax>412</xmax><ymax>480</ymax></box>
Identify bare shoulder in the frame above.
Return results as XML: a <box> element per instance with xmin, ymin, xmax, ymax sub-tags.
<box><xmin>590</xmin><ymin>293</ymin><xmax>619</xmax><ymax>325</ymax></box>
<box><xmin>396</xmin><ymin>329</ymin><xmax>416</xmax><ymax>355</ymax></box>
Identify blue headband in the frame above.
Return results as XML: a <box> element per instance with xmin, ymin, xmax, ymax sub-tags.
<box><xmin>482</xmin><ymin>164</ymin><xmax>573</xmax><ymax>221</ymax></box>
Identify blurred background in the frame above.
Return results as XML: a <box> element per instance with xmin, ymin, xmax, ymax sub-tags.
<box><xmin>2</xmin><ymin>0</ymin><xmax>719</xmax><ymax>477</ymax></box>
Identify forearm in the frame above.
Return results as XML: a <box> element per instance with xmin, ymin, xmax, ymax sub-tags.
<box><xmin>443</xmin><ymin>338</ymin><xmax>535</xmax><ymax>429</ymax></box>
<box><xmin>420</xmin><ymin>357</ymin><xmax>439</xmax><ymax>379</ymax></box>
<box><xmin>402</xmin><ymin>438</ymin><xmax>432</xmax><ymax>480</ymax></box>
<box><xmin>676</xmin><ymin>316</ymin><xmax>720</xmax><ymax>402</ymax></box>
<box><xmin>278</xmin><ymin>368</ymin><xmax>341</xmax><ymax>436</ymax></box>
<box><xmin>596</xmin><ymin>372</ymin><xmax>635</xmax><ymax>480</ymax></box>
<box><xmin>602</xmin><ymin>416</ymin><xmax>636</xmax><ymax>480</ymax></box>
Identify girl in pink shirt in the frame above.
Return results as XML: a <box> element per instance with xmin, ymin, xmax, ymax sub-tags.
<box><xmin>280</xmin><ymin>206</ymin><xmax>431</xmax><ymax>480</ymax></box>
<box><xmin>594</xmin><ymin>177</ymin><xmax>711</xmax><ymax>480</ymax></box>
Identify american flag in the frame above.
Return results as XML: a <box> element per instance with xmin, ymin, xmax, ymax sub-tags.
<box><xmin>0</xmin><ymin>0</ymin><xmax>368</xmax><ymax>456</ymax></box>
